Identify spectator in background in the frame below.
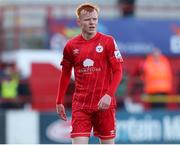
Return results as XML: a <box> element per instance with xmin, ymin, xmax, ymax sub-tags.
<box><xmin>117</xmin><ymin>0</ymin><xmax>135</xmax><ymax>17</ymax></box>
<box><xmin>142</xmin><ymin>48</ymin><xmax>173</xmax><ymax>108</ymax></box>
<box><xmin>0</xmin><ymin>65</ymin><xmax>20</xmax><ymax>109</ymax></box>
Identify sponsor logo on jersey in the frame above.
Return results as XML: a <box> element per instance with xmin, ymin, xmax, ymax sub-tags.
<box><xmin>114</xmin><ymin>50</ymin><xmax>122</xmax><ymax>59</ymax></box>
<box><xmin>96</xmin><ymin>44</ymin><xmax>103</xmax><ymax>53</ymax></box>
<box><xmin>110</xmin><ymin>130</ymin><xmax>116</xmax><ymax>135</ymax></box>
<box><xmin>83</xmin><ymin>58</ymin><xmax>94</xmax><ymax>67</ymax></box>
<box><xmin>113</xmin><ymin>39</ymin><xmax>123</xmax><ymax>61</ymax></box>
<box><xmin>73</xmin><ymin>49</ymin><xmax>80</xmax><ymax>55</ymax></box>
<box><xmin>79</xmin><ymin>67</ymin><xmax>101</xmax><ymax>73</ymax></box>
<box><xmin>114</xmin><ymin>50</ymin><xmax>123</xmax><ymax>62</ymax></box>
<box><xmin>79</xmin><ymin>58</ymin><xmax>101</xmax><ymax>73</ymax></box>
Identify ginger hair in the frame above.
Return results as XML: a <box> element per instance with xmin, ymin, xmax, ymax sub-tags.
<box><xmin>75</xmin><ymin>3</ymin><xmax>100</xmax><ymax>18</ymax></box>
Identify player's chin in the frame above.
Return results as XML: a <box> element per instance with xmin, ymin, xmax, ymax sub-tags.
<box><xmin>88</xmin><ymin>29</ymin><xmax>96</xmax><ymax>33</ymax></box>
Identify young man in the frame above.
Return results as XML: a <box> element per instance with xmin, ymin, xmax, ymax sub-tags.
<box><xmin>56</xmin><ymin>3</ymin><xmax>123</xmax><ymax>144</ymax></box>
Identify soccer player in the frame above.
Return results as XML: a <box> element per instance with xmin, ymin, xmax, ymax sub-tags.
<box><xmin>56</xmin><ymin>3</ymin><xmax>123</xmax><ymax>144</ymax></box>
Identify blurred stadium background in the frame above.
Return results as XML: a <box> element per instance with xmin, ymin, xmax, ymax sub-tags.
<box><xmin>1</xmin><ymin>0</ymin><xmax>180</xmax><ymax>144</ymax></box>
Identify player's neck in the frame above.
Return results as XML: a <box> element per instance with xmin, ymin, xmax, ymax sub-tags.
<box><xmin>81</xmin><ymin>32</ymin><xmax>97</xmax><ymax>40</ymax></box>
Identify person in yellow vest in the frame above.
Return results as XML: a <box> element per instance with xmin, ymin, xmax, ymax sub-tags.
<box><xmin>1</xmin><ymin>76</ymin><xmax>18</xmax><ymax>99</ymax></box>
<box><xmin>0</xmin><ymin>67</ymin><xmax>19</xmax><ymax>109</ymax></box>
<box><xmin>142</xmin><ymin>48</ymin><xmax>173</xmax><ymax>108</ymax></box>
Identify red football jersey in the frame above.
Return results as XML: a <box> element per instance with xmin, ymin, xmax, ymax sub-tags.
<box><xmin>59</xmin><ymin>32</ymin><xmax>123</xmax><ymax>110</ymax></box>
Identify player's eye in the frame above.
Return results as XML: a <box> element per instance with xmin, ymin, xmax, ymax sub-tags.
<box><xmin>84</xmin><ymin>18</ymin><xmax>90</xmax><ymax>21</ymax></box>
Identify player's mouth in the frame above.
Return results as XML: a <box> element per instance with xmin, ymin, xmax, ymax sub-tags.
<box><xmin>89</xmin><ymin>26</ymin><xmax>95</xmax><ymax>29</ymax></box>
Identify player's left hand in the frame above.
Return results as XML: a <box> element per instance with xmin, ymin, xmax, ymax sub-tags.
<box><xmin>98</xmin><ymin>94</ymin><xmax>112</xmax><ymax>110</ymax></box>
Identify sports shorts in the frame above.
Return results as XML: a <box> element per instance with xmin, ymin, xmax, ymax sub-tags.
<box><xmin>71</xmin><ymin>108</ymin><xmax>116</xmax><ymax>140</ymax></box>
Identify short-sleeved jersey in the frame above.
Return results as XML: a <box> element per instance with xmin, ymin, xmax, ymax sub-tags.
<box><xmin>61</xmin><ymin>32</ymin><xmax>123</xmax><ymax>110</ymax></box>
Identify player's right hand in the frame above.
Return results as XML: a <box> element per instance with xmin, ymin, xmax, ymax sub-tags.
<box><xmin>56</xmin><ymin>104</ymin><xmax>67</xmax><ymax>121</ymax></box>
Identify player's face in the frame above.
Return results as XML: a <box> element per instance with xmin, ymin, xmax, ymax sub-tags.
<box><xmin>77</xmin><ymin>10</ymin><xmax>98</xmax><ymax>36</ymax></box>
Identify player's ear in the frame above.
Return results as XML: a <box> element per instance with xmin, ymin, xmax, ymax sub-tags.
<box><xmin>76</xmin><ymin>18</ymin><xmax>81</xmax><ymax>26</ymax></box>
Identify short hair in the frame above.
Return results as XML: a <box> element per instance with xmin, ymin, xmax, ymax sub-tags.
<box><xmin>75</xmin><ymin>3</ymin><xmax>100</xmax><ymax>18</ymax></box>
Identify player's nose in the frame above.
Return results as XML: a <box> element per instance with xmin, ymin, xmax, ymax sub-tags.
<box><xmin>89</xmin><ymin>19</ymin><xmax>95</xmax><ymax>24</ymax></box>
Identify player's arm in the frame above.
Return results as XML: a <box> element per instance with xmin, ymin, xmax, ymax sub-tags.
<box><xmin>98</xmin><ymin>65</ymin><xmax>122</xmax><ymax>110</ymax></box>
<box><xmin>56</xmin><ymin>42</ymin><xmax>73</xmax><ymax>121</ymax></box>
<box><xmin>107</xmin><ymin>59</ymin><xmax>123</xmax><ymax>97</ymax></box>
<box><xmin>56</xmin><ymin>65</ymin><xmax>72</xmax><ymax>121</ymax></box>
<box><xmin>98</xmin><ymin>37</ymin><xmax>123</xmax><ymax>110</ymax></box>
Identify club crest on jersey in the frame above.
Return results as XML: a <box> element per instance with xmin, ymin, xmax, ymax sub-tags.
<box><xmin>96</xmin><ymin>44</ymin><xmax>103</xmax><ymax>53</ymax></box>
<box><xmin>83</xmin><ymin>58</ymin><xmax>94</xmax><ymax>67</ymax></box>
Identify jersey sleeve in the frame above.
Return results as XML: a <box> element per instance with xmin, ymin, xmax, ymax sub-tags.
<box><xmin>106</xmin><ymin>37</ymin><xmax>123</xmax><ymax>97</ymax></box>
<box><xmin>60</xmin><ymin>41</ymin><xmax>73</xmax><ymax>68</ymax></box>
<box><xmin>56</xmin><ymin>42</ymin><xmax>73</xmax><ymax>104</ymax></box>
<box><xmin>106</xmin><ymin>37</ymin><xmax>123</xmax><ymax>65</ymax></box>
<box><xmin>56</xmin><ymin>66</ymin><xmax>72</xmax><ymax>104</ymax></box>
